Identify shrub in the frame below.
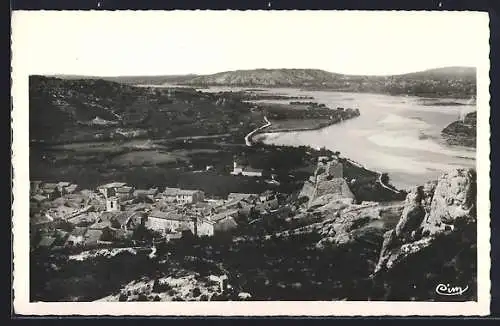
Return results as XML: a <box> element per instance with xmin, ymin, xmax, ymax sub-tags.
<box><xmin>152</xmin><ymin>279</ymin><xmax>172</xmax><ymax>293</ymax></box>
<box><xmin>118</xmin><ymin>293</ymin><xmax>128</xmax><ymax>301</ymax></box>
<box><xmin>192</xmin><ymin>287</ymin><xmax>201</xmax><ymax>297</ymax></box>
<box><xmin>137</xmin><ymin>293</ymin><xmax>148</xmax><ymax>301</ymax></box>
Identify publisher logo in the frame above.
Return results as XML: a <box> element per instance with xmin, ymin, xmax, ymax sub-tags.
<box><xmin>435</xmin><ymin>283</ymin><xmax>469</xmax><ymax>296</ymax></box>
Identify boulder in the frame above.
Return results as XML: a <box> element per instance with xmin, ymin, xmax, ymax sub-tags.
<box><xmin>237</xmin><ymin>292</ymin><xmax>252</xmax><ymax>300</ymax></box>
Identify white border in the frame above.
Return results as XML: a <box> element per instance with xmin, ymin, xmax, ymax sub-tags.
<box><xmin>11</xmin><ymin>10</ymin><xmax>491</xmax><ymax>316</ymax></box>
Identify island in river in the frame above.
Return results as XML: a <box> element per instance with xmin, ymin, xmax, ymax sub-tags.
<box><xmin>441</xmin><ymin>111</ymin><xmax>477</xmax><ymax>148</ymax></box>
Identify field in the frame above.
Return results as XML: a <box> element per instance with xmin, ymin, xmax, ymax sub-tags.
<box><xmin>30</xmin><ymin>140</ymin><xmax>321</xmax><ymax>197</ymax></box>
<box><xmin>109</xmin><ymin>149</ymin><xmax>220</xmax><ymax>167</ymax></box>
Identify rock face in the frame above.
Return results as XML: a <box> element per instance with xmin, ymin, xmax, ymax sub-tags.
<box><xmin>373</xmin><ymin>168</ymin><xmax>477</xmax><ymax>276</ymax></box>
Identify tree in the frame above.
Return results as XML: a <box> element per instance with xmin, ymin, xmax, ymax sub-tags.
<box><xmin>380</xmin><ymin>173</ymin><xmax>390</xmax><ymax>185</ymax></box>
<box><xmin>132</xmin><ymin>224</ymin><xmax>153</xmax><ymax>242</ymax></box>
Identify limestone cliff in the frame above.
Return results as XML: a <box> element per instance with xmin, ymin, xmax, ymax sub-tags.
<box><xmin>373</xmin><ymin>168</ymin><xmax>477</xmax><ymax>280</ymax></box>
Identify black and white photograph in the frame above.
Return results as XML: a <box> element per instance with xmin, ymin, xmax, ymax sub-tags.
<box><xmin>12</xmin><ymin>10</ymin><xmax>490</xmax><ymax>316</ymax></box>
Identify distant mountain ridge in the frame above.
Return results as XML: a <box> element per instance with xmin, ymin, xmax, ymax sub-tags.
<box><xmin>56</xmin><ymin>66</ymin><xmax>475</xmax><ymax>98</ymax></box>
<box><xmin>174</xmin><ymin>67</ymin><xmax>476</xmax><ymax>98</ymax></box>
<box><xmin>53</xmin><ymin>67</ymin><xmax>476</xmax><ymax>98</ymax></box>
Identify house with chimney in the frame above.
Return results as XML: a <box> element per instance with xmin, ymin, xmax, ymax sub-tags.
<box><xmin>162</xmin><ymin>187</ymin><xmax>205</xmax><ymax>205</ymax></box>
<box><xmin>230</xmin><ymin>160</ymin><xmax>263</xmax><ymax>177</ymax></box>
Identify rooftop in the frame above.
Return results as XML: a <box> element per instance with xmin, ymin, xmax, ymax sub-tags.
<box><xmin>228</xmin><ymin>193</ymin><xmax>256</xmax><ymax>200</ymax></box>
<box><xmin>65</xmin><ymin>184</ymin><xmax>79</xmax><ymax>192</ymax></box>
<box><xmin>38</xmin><ymin>236</ymin><xmax>56</xmax><ymax>247</ymax></box>
<box><xmin>84</xmin><ymin>229</ymin><xmax>103</xmax><ymax>244</ymax></box>
<box><xmin>133</xmin><ymin>188</ymin><xmax>158</xmax><ymax>196</ymax></box>
<box><xmin>42</xmin><ymin>188</ymin><xmax>59</xmax><ymax>194</ymax></box>
<box><xmin>70</xmin><ymin>227</ymin><xmax>88</xmax><ymax>237</ymax></box>
<box><xmin>31</xmin><ymin>194</ymin><xmax>47</xmax><ymax>202</ymax></box>
<box><xmin>163</xmin><ymin>187</ymin><xmax>203</xmax><ymax>196</ymax></box>
<box><xmin>89</xmin><ymin>221</ymin><xmax>112</xmax><ymax>230</ymax></box>
<box><xmin>98</xmin><ymin>182</ymin><xmax>127</xmax><ymax>189</ymax></box>
<box><xmin>100</xmin><ymin>211</ymin><xmax>130</xmax><ymax>222</ymax></box>
<box><xmin>42</xmin><ymin>183</ymin><xmax>59</xmax><ymax>189</ymax></box>
<box><xmin>116</xmin><ymin>186</ymin><xmax>134</xmax><ymax>193</ymax></box>
<box><xmin>149</xmin><ymin>210</ymin><xmax>194</xmax><ymax>222</ymax></box>
<box><xmin>242</xmin><ymin>166</ymin><xmax>263</xmax><ymax>173</ymax></box>
<box><xmin>209</xmin><ymin>209</ymin><xmax>239</xmax><ymax>222</ymax></box>
<box><xmin>31</xmin><ymin>214</ymin><xmax>53</xmax><ymax>225</ymax></box>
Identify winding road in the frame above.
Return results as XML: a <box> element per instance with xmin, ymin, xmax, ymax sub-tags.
<box><xmin>245</xmin><ymin>116</ymin><xmax>271</xmax><ymax>146</ymax></box>
<box><xmin>377</xmin><ymin>173</ymin><xmax>400</xmax><ymax>193</ymax></box>
<box><xmin>345</xmin><ymin>158</ymin><xmax>399</xmax><ymax>193</ymax></box>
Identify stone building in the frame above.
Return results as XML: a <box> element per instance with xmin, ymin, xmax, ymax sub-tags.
<box><xmin>162</xmin><ymin>187</ymin><xmax>205</xmax><ymax>205</ymax></box>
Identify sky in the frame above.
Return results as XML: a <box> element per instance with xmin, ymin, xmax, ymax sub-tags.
<box><xmin>12</xmin><ymin>10</ymin><xmax>489</xmax><ymax>76</ymax></box>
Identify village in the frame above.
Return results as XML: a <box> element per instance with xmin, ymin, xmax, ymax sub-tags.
<box><xmin>29</xmin><ymin>157</ymin><xmax>290</xmax><ymax>253</ymax></box>
<box><xmin>29</xmin><ymin>152</ymin><xmax>359</xmax><ymax>254</ymax></box>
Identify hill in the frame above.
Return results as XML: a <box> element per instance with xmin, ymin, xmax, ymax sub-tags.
<box><xmin>54</xmin><ymin>67</ymin><xmax>476</xmax><ymax>98</ymax></box>
<box><xmin>29</xmin><ymin>75</ymin><xmax>264</xmax><ymax>144</ymax></box>
<box><xmin>398</xmin><ymin>66</ymin><xmax>476</xmax><ymax>81</ymax></box>
<box><xmin>181</xmin><ymin>69</ymin><xmax>342</xmax><ymax>87</ymax></box>
<box><xmin>51</xmin><ymin>74</ymin><xmax>198</xmax><ymax>86</ymax></box>
<box><xmin>169</xmin><ymin>67</ymin><xmax>476</xmax><ymax>98</ymax></box>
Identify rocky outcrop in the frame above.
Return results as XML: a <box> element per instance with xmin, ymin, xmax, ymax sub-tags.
<box><xmin>373</xmin><ymin>168</ymin><xmax>476</xmax><ymax>276</ymax></box>
<box><xmin>441</xmin><ymin>111</ymin><xmax>476</xmax><ymax>148</ymax></box>
<box><xmin>299</xmin><ymin>156</ymin><xmax>355</xmax><ymax>208</ymax></box>
<box><xmin>315</xmin><ymin>203</ymin><xmax>383</xmax><ymax>248</ymax></box>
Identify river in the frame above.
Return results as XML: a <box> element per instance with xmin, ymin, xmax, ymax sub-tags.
<box><xmin>187</xmin><ymin>86</ymin><xmax>476</xmax><ymax>190</ymax></box>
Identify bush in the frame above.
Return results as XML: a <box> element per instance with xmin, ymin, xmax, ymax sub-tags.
<box><xmin>192</xmin><ymin>287</ymin><xmax>201</xmax><ymax>297</ymax></box>
<box><xmin>152</xmin><ymin>279</ymin><xmax>172</xmax><ymax>293</ymax></box>
<box><xmin>137</xmin><ymin>293</ymin><xmax>149</xmax><ymax>301</ymax></box>
<box><xmin>118</xmin><ymin>293</ymin><xmax>128</xmax><ymax>301</ymax></box>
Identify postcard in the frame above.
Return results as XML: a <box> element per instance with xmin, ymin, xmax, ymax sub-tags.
<box><xmin>11</xmin><ymin>10</ymin><xmax>491</xmax><ymax>316</ymax></box>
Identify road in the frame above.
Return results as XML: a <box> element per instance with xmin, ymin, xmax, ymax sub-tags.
<box><xmin>245</xmin><ymin>116</ymin><xmax>271</xmax><ymax>146</ymax></box>
<box><xmin>345</xmin><ymin>158</ymin><xmax>399</xmax><ymax>194</ymax></box>
<box><xmin>377</xmin><ymin>173</ymin><xmax>400</xmax><ymax>194</ymax></box>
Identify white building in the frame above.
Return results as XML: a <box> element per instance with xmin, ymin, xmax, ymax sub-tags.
<box><xmin>230</xmin><ymin>161</ymin><xmax>263</xmax><ymax>177</ymax></box>
<box><xmin>106</xmin><ymin>196</ymin><xmax>120</xmax><ymax>212</ymax></box>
